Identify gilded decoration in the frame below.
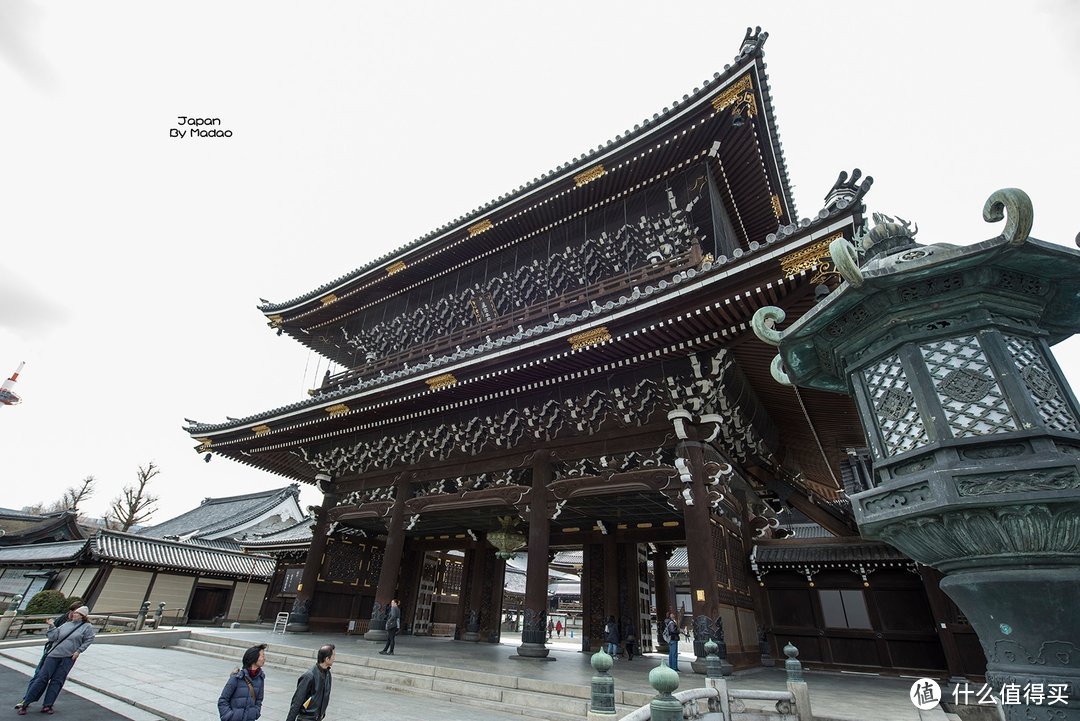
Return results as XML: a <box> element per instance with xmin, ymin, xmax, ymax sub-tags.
<box><xmin>573</xmin><ymin>164</ymin><xmax>606</xmax><ymax>188</ymax></box>
<box><xmin>710</xmin><ymin>74</ymin><xmax>757</xmax><ymax>117</ymax></box>
<box><xmin>468</xmin><ymin>219</ymin><xmax>493</xmax><ymax>237</ymax></box>
<box><xmin>771</xmin><ymin>194</ymin><xmax>782</xmax><ymax>219</ymax></box>
<box><xmin>387</xmin><ymin>261</ymin><xmax>407</xmax><ymax>276</ymax></box>
<box><xmin>195</xmin><ymin>437</ymin><xmax>212</xmax><ymax>452</ymax></box>
<box><xmin>325</xmin><ymin>403</ymin><xmax>350</xmax><ymax>416</ymax></box>
<box><xmin>320</xmin><ymin>293</ymin><xmax>338</xmax><ymax>306</ymax></box>
<box><xmin>425</xmin><ymin>373</ymin><xmax>457</xmax><ymax>391</ymax></box>
<box><xmin>778</xmin><ymin>232</ymin><xmax>843</xmax><ymax>284</ymax></box>
<box><xmin>251</xmin><ymin>424</ymin><xmax>271</xmax><ymax>436</ymax></box>
<box><xmin>568</xmin><ymin>326</ymin><xmax>612</xmax><ymax>350</ymax></box>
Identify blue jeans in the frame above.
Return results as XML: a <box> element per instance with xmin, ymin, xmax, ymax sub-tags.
<box><xmin>667</xmin><ymin>638</ymin><xmax>679</xmax><ymax>672</ymax></box>
<box><xmin>606</xmin><ymin>642</ymin><xmax>618</xmax><ymax>656</ymax></box>
<box><xmin>23</xmin><ymin>655</ymin><xmax>75</xmax><ymax>707</ymax></box>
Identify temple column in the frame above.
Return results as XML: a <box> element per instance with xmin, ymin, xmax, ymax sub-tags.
<box><xmin>670</xmin><ymin>411</ymin><xmax>722</xmax><ymax>674</ymax></box>
<box><xmin>364</xmin><ymin>476</ymin><xmax>409</xmax><ymax>642</ymax></box>
<box><xmin>517</xmin><ymin>452</ymin><xmax>551</xmax><ymax>659</ymax></box>
<box><xmin>287</xmin><ymin>478</ymin><xmax>338</xmax><ymax>632</ymax></box>
<box><xmin>463</xmin><ymin>544</ymin><xmax>486</xmax><ymax>642</ymax></box>
<box><xmin>603</xmin><ymin>535</ymin><xmax>619</xmax><ymax>649</ymax></box>
<box><xmin>651</xmin><ymin>547</ymin><xmax>674</xmax><ymax>652</ymax></box>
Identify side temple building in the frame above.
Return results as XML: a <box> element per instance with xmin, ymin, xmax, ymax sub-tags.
<box><xmin>184</xmin><ymin>28</ymin><xmax>985</xmax><ymax>678</ymax></box>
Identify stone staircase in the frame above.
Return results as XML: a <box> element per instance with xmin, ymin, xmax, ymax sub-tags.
<box><xmin>172</xmin><ymin>632</ymin><xmax>651</xmax><ymax>721</ymax></box>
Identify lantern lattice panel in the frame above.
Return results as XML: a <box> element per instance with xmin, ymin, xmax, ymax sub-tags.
<box><xmin>920</xmin><ymin>336</ymin><xmax>1017</xmax><ymax>438</ymax></box>
<box><xmin>863</xmin><ymin>354</ymin><xmax>930</xmax><ymax>457</ymax></box>
<box><xmin>1004</xmin><ymin>335</ymin><xmax>1079</xmax><ymax>433</ymax></box>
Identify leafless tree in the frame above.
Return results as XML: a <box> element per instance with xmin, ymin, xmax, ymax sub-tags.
<box><xmin>62</xmin><ymin>476</ymin><xmax>96</xmax><ymax>514</ymax></box>
<box><xmin>104</xmin><ymin>463</ymin><xmax>160</xmax><ymax>532</ymax></box>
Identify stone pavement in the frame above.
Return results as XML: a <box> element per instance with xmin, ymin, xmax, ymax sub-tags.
<box><xmin>0</xmin><ymin>657</ymin><xmax>159</xmax><ymax>721</ymax></box>
<box><xmin>0</xmin><ymin>628</ymin><xmax>959</xmax><ymax>720</ymax></box>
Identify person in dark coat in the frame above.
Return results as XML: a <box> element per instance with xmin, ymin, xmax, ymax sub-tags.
<box><xmin>286</xmin><ymin>644</ymin><xmax>335</xmax><ymax>721</ymax></box>
<box><xmin>15</xmin><ymin>606</ymin><xmax>95</xmax><ymax>715</ymax></box>
<box><xmin>621</xmin><ymin>619</ymin><xmax>637</xmax><ymax>661</ymax></box>
<box><xmin>604</xmin><ymin>615</ymin><xmax>619</xmax><ymax>657</ymax></box>
<box><xmin>217</xmin><ymin>644</ymin><xmax>266</xmax><ymax>721</ymax></box>
<box><xmin>378</xmin><ymin>599</ymin><xmax>400</xmax><ymax>655</ymax></box>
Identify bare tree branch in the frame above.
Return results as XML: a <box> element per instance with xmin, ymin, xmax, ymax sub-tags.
<box><xmin>62</xmin><ymin>476</ymin><xmax>95</xmax><ymax>514</ymax></box>
<box><xmin>105</xmin><ymin>462</ymin><xmax>160</xmax><ymax>532</ymax></box>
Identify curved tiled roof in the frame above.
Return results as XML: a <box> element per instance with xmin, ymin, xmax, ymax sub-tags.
<box><xmin>138</xmin><ymin>485</ymin><xmax>300</xmax><ymax>540</ymax></box>
<box><xmin>752</xmin><ymin>540</ymin><xmax>909</xmax><ymax>566</ymax></box>
<box><xmin>185</xmin><ymin>191</ymin><xmax>864</xmax><ymax>437</ymax></box>
<box><xmin>0</xmin><ymin>539</ymin><xmax>88</xmax><ymax>564</ymax></box>
<box><xmin>257</xmin><ymin>27</ymin><xmax>793</xmax><ymax>316</ymax></box>
<box><xmin>92</xmin><ymin>530</ymin><xmax>276</xmax><ymax>580</ymax></box>
<box><xmin>239</xmin><ymin>518</ymin><xmax>314</xmax><ymax>547</ymax></box>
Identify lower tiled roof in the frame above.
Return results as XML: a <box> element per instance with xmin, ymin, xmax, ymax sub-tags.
<box><xmin>91</xmin><ymin>531</ymin><xmax>276</xmax><ymax>580</ymax></box>
<box><xmin>753</xmin><ymin>540</ymin><xmax>910</xmax><ymax>566</ymax></box>
<box><xmin>0</xmin><ymin>540</ymin><xmax>88</xmax><ymax>564</ymax></box>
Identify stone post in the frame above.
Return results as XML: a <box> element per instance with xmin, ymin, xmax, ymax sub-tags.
<box><xmin>754</xmin><ymin>191</ymin><xmax>1080</xmax><ymax>719</ymax></box>
<box><xmin>587</xmin><ymin>649</ymin><xmax>616</xmax><ymax>719</ymax></box>
<box><xmin>784</xmin><ymin>643</ymin><xmax>813</xmax><ymax>721</ymax></box>
<box><xmin>517</xmin><ymin>452</ymin><xmax>551</xmax><ymax>659</ymax></box>
<box><xmin>135</xmin><ymin>600</ymin><xmax>150</xmax><ymax>631</ymax></box>
<box><xmin>648</xmin><ymin>661</ymin><xmax>683</xmax><ymax>721</ymax></box>
<box><xmin>713</xmin><ymin>617</ymin><xmax>733</xmax><ymax>676</ymax></box>
<box><xmin>288</xmin><ymin>477</ymin><xmax>339</xmax><ymax>632</ymax></box>
<box><xmin>0</xmin><ymin>595</ymin><xmax>22</xmax><ymax>640</ymax></box>
<box><xmin>365</xmin><ymin>476</ymin><xmax>409</xmax><ymax>642</ymax></box>
<box><xmin>153</xmin><ymin>602</ymin><xmax>165</xmax><ymax>629</ymax></box>
<box><xmin>704</xmin><ymin>638</ymin><xmax>721</xmax><ymax>679</ymax></box>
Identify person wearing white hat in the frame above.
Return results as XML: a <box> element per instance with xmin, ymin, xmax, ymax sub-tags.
<box><xmin>14</xmin><ymin>606</ymin><xmax>95</xmax><ymax>714</ymax></box>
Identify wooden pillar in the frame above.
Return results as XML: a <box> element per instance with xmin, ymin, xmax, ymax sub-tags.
<box><xmin>602</xmin><ymin>535</ymin><xmax>619</xmax><ymax>648</ymax></box>
<box><xmin>652</xmin><ymin>547</ymin><xmax>674</xmax><ymax>651</ymax></box>
<box><xmin>480</xmin><ymin>551</ymin><xmax>506</xmax><ymax>643</ymax></box>
<box><xmin>287</xmin><ymin>485</ymin><xmax>338</xmax><ymax>632</ymax></box>
<box><xmin>456</xmin><ymin>549</ymin><xmax>476</xmax><ymax>640</ymax></box>
<box><xmin>364</xmin><ymin>477</ymin><xmax>408</xmax><ymax>641</ymax></box>
<box><xmin>517</xmin><ymin>452</ymin><xmax>551</xmax><ymax>658</ymax></box>
<box><xmin>463</xmin><ymin>545</ymin><xmax>486</xmax><ymax>642</ymax></box>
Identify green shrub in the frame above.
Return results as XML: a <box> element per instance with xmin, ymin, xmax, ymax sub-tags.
<box><xmin>25</xmin><ymin>590</ymin><xmax>68</xmax><ymax>615</ymax></box>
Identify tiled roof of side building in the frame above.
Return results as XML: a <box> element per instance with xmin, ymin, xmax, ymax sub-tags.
<box><xmin>239</xmin><ymin>518</ymin><xmax>315</xmax><ymax>547</ymax></box>
<box><xmin>91</xmin><ymin>530</ymin><xmax>276</xmax><ymax>580</ymax></box>
<box><xmin>753</xmin><ymin>540</ymin><xmax>910</xmax><ymax>566</ymax></box>
<box><xmin>257</xmin><ymin>27</ymin><xmax>794</xmax><ymax>316</ymax></box>
<box><xmin>0</xmin><ymin>539</ymin><xmax>90</xmax><ymax>564</ymax></box>
<box><xmin>138</xmin><ymin>485</ymin><xmax>300</xmax><ymax>540</ymax></box>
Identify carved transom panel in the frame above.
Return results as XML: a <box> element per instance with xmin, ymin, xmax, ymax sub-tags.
<box><xmin>1005</xmin><ymin>335</ymin><xmax>1079</xmax><ymax>433</ymax></box>
<box><xmin>921</xmin><ymin>336</ymin><xmax>1017</xmax><ymax>438</ymax></box>
<box><xmin>863</xmin><ymin>355</ymin><xmax>930</xmax><ymax>457</ymax></box>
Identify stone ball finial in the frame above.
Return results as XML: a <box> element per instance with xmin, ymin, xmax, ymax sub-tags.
<box><xmin>784</xmin><ymin>642</ymin><xmax>798</xmax><ymax>660</ymax></box>
<box><xmin>591</xmin><ymin>648</ymin><xmax>614</xmax><ymax>674</ymax></box>
<box><xmin>704</xmin><ymin>639</ymin><xmax>718</xmax><ymax>656</ymax></box>
<box><xmin>650</xmin><ymin>660</ymin><xmax>681</xmax><ymax>696</ymax></box>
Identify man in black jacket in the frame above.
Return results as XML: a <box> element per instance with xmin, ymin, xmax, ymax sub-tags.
<box><xmin>378</xmin><ymin>599</ymin><xmax>400</xmax><ymax>655</ymax></box>
<box><xmin>286</xmin><ymin>644</ymin><xmax>334</xmax><ymax>721</ymax></box>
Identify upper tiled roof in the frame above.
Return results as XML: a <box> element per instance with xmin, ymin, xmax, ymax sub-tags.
<box><xmin>257</xmin><ymin>27</ymin><xmax>793</xmax><ymax>316</ymax></box>
<box><xmin>0</xmin><ymin>539</ymin><xmax>88</xmax><ymax>564</ymax></box>
<box><xmin>138</xmin><ymin>485</ymin><xmax>300</xmax><ymax>540</ymax></box>
<box><xmin>92</xmin><ymin>530</ymin><xmax>276</xmax><ymax>580</ymax></box>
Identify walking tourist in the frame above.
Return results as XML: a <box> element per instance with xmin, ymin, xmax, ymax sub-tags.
<box><xmin>217</xmin><ymin>644</ymin><xmax>266</xmax><ymax>720</ymax></box>
<box><xmin>663</xmin><ymin>611</ymin><xmax>680</xmax><ymax>672</ymax></box>
<box><xmin>31</xmin><ymin>603</ymin><xmax>81</xmax><ymax>676</ymax></box>
<box><xmin>14</xmin><ymin>605</ymin><xmax>95</xmax><ymax>715</ymax></box>
<box><xmin>555</xmin><ymin>620</ymin><xmax>563</xmax><ymax>637</ymax></box>
<box><xmin>287</xmin><ymin>644</ymin><xmax>335</xmax><ymax>721</ymax></box>
<box><xmin>604</xmin><ymin>615</ymin><xmax>620</xmax><ymax>657</ymax></box>
<box><xmin>378</xmin><ymin>599</ymin><xmax>400</xmax><ymax>655</ymax></box>
<box><xmin>622</xmin><ymin>619</ymin><xmax>636</xmax><ymax>660</ymax></box>
<box><xmin>547</xmin><ymin>618</ymin><xmax>554</xmax><ymax>640</ymax></box>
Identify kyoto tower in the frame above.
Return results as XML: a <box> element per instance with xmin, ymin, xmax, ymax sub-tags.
<box><xmin>0</xmin><ymin>362</ymin><xmax>25</xmax><ymax>407</ymax></box>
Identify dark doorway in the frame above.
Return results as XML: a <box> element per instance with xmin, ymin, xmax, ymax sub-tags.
<box><xmin>188</xmin><ymin>587</ymin><xmax>230</xmax><ymax>621</ymax></box>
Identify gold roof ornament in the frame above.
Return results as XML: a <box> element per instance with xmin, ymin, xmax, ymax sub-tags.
<box><xmin>325</xmin><ymin>403</ymin><xmax>349</xmax><ymax>416</ymax></box>
<box><xmin>778</xmin><ymin>232</ymin><xmax>844</xmax><ymax>285</ymax></box>
<box><xmin>568</xmin><ymin>326</ymin><xmax>612</xmax><ymax>350</ymax></box>
<box><xmin>425</xmin><ymin>373</ymin><xmax>458</xmax><ymax>390</ymax></box>
<box><xmin>573</xmin><ymin>164</ymin><xmax>606</xmax><ymax>188</ymax></box>
<box><xmin>468</xmin><ymin>219</ymin><xmax>494</xmax><ymax>237</ymax></box>
<box><xmin>387</xmin><ymin>261</ymin><xmax>407</xmax><ymax>275</ymax></box>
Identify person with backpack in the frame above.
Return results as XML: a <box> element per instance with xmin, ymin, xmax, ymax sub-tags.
<box><xmin>604</xmin><ymin>615</ymin><xmax>620</xmax><ymax>657</ymax></box>
<box><xmin>287</xmin><ymin>644</ymin><xmax>335</xmax><ymax>721</ymax></box>
<box><xmin>663</xmin><ymin>611</ymin><xmax>680</xmax><ymax>672</ymax></box>
<box><xmin>217</xmin><ymin>644</ymin><xmax>266</xmax><ymax>721</ymax></box>
<box><xmin>14</xmin><ymin>605</ymin><xmax>95</xmax><ymax>715</ymax></box>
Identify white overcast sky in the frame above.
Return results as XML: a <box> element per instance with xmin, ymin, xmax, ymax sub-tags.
<box><xmin>1</xmin><ymin>1</ymin><xmax>1078</xmax><ymax>524</ymax></box>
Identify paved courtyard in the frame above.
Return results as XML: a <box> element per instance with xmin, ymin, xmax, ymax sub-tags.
<box><xmin>0</xmin><ymin>628</ymin><xmax>961</xmax><ymax>720</ymax></box>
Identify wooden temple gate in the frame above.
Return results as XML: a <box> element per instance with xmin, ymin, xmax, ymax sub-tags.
<box><xmin>183</xmin><ymin>28</ymin><xmax>969</xmax><ymax>675</ymax></box>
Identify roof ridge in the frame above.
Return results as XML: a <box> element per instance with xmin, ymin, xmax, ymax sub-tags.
<box><xmin>256</xmin><ymin>28</ymin><xmax>775</xmax><ymax>315</ymax></box>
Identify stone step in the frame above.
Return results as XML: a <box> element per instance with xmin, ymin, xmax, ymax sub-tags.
<box><xmin>172</xmin><ymin>640</ymin><xmax>638</xmax><ymax>721</ymax></box>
